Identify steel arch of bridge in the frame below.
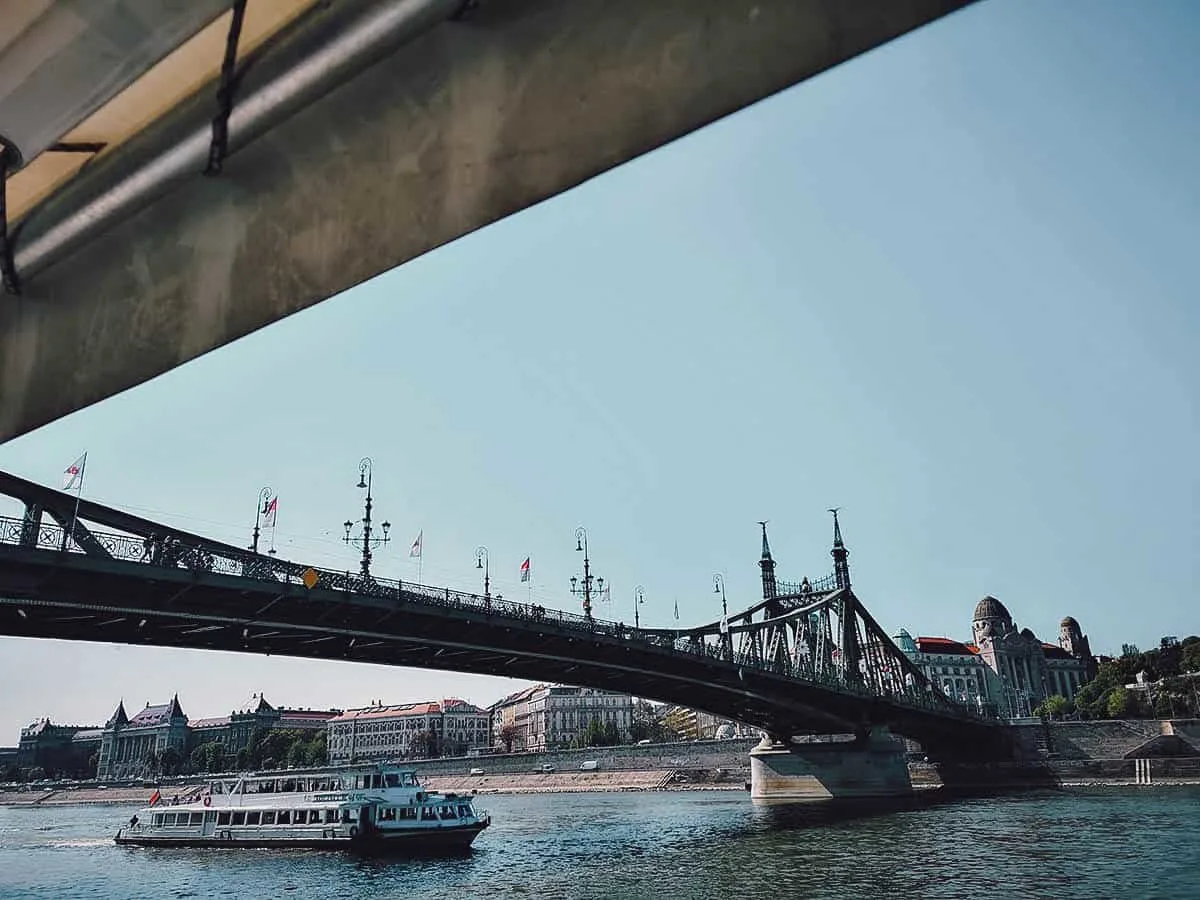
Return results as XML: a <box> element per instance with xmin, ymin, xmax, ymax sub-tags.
<box><xmin>0</xmin><ymin>470</ymin><xmax>1002</xmax><ymax>753</ymax></box>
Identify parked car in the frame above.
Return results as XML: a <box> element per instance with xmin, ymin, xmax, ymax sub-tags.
<box><xmin>468</xmin><ymin>767</ymin><xmax>485</xmax><ymax>776</ymax></box>
<box><xmin>579</xmin><ymin>760</ymin><xmax>599</xmax><ymax>771</ymax></box>
<box><xmin>538</xmin><ymin>764</ymin><xmax>556</xmax><ymax>773</ymax></box>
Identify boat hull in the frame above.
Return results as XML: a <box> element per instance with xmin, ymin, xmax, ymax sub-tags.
<box><xmin>114</xmin><ymin>821</ymin><xmax>488</xmax><ymax>855</ymax></box>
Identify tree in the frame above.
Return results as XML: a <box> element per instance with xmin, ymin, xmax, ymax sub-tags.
<box><xmin>602</xmin><ymin>721</ymin><xmax>620</xmax><ymax>746</ymax></box>
<box><xmin>412</xmin><ymin>730</ymin><xmax>439</xmax><ymax>760</ymax></box>
<box><xmin>1121</xmin><ymin>643</ymin><xmax>1140</xmax><ymax>658</ymax></box>
<box><xmin>1182</xmin><ymin>641</ymin><xmax>1200</xmax><ymax>674</ymax></box>
<box><xmin>1033</xmin><ymin>695</ymin><xmax>1071</xmax><ymax>720</ymax></box>
<box><xmin>499</xmin><ymin>724</ymin><xmax>518</xmax><ymax>754</ymax></box>
<box><xmin>159</xmin><ymin>746</ymin><xmax>182</xmax><ymax>776</ymax></box>
<box><xmin>1107</xmin><ymin>686</ymin><xmax>1133</xmax><ymax>718</ymax></box>
<box><xmin>86</xmin><ymin>752</ymin><xmax>99</xmax><ymax>779</ymax></box>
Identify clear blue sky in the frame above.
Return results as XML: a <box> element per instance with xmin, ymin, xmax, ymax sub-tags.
<box><xmin>1</xmin><ymin>0</ymin><xmax>1196</xmax><ymax>736</ymax></box>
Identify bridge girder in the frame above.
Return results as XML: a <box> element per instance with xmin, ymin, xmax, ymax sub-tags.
<box><xmin>0</xmin><ymin>469</ymin><xmax>1007</xmax><ymax>757</ymax></box>
<box><xmin>0</xmin><ymin>0</ymin><xmax>977</xmax><ymax>441</ymax></box>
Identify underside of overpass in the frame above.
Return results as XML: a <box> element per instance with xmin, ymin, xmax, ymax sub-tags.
<box><xmin>0</xmin><ymin>0</ymin><xmax>976</xmax><ymax>442</ymax></box>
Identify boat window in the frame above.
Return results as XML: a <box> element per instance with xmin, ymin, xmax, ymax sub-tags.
<box><xmin>217</xmin><ymin>812</ymin><xmax>231</xmax><ymax>826</ymax></box>
<box><xmin>439</xmin><ymin>806</ymin><xmax>457</xmax><ymax>820</ymax></box>
<box><xmin>385</xmin><ymin>774</ymin><xmax>400</xmax><ymax>788</ymax></box>
<box><xmin>189</xmin><ymin>812</ymin><xmax>203</xmax><ymax>826</ymax></box>
<box><xmin>398</xmin><ymin>807</ymin><xmax>416</xmax><ymax>820</ymax></box>
<box><xmin>211</xmin><ymin>782</ymin><xmax>223</xmax><ymax>795</ymax></box>
<box><xmin>458</xmin><ymin>805</ymin><xmax>471</xmax><ymax>817</ymax></box>
<box><xmin>205</xmin><ymin>811</ymin><xmax>216</xmax><ymax>824</ymax></box>
<box><xmin>420</xmin><ymin>807</ymin><xmax>437</xmax><ymax>821</ymax></box>
<box><xmin>324</xmin><ymin>809</ymin><xmax>338</xmax><ymax>824</ymax></box>
<box><xmin>402</xmin><ymin>774</ymin><xmax>416</xmax><ymax>787</ymax></box>
<box><xmin>341</xmin><ymin>808</ymin><xmax>354</xmax><ymax>824</ymax></box>
<box><xmin>152</xmin><ymin>814</ymin><xmax>163</xmax><ymax>826</ymax></box>
<box><xmin>231</xmin><ymin>811</ymin><xmax>245</xmax><ymax>826</ymax></box>
<box><xmin>246</xmin><ymin>812</ymin><xmax>261</xmax><ymax>826</ymax></box>
<box><xmin>282</xmin><ymin>779</ymin><xmax>296</xmax><ymax>793</ymax></box>
<box><xmin>378</xmin><ymin>807</ymin><xmax>396</xmax><ymax>822</ymax></box>
<box><xmin>277</xmin><ymin>810</ymin><xmax>291</xmax><ymax>825</ymax></box>
<box><xmin>261</xmin><ymin>811</ymin><xmax>276</xmax><ymax>826</ymax></box>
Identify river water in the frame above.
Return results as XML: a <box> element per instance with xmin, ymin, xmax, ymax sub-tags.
<box><xmin>1</xmin><ymin>788</ymin><xmax>1198</xmax><ymax>899</ymax></box>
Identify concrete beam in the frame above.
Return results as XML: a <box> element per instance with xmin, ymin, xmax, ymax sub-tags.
<box><xmin>0</xmin><ymin>0</ymin><xmax>975</xmax><ymax>441</ymax></box>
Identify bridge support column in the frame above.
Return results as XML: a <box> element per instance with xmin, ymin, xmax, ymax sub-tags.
<box><xmin>749</xmin><ymin>728</ymin><xmax>912</xmax><ymax>802</ymax></box>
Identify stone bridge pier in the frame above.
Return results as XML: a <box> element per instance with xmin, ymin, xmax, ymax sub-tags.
<box><xmin>749</xmin><ymin>728</ymin><xmax>913</xmax><ymax>801</ymax></box>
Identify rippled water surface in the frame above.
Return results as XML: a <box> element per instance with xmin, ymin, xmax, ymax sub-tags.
<box><xmin>2</xmin><ymin>788</ymin><xmax>1198</xmax><ymax>899</ymax></box>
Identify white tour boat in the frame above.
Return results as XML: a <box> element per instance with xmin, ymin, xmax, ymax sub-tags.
<box><xmin>113</xmin><ymin>763</ymin><xmax>490</xmax><ymax>854</ymax></box>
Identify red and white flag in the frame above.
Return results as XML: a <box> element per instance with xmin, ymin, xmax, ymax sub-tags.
<box><xmin>410</xmin><ymin>531</ymin><xmax>423</xmax><ymax>558</ymax></box>
<box><xmin>62</xmin><ymin>453</ymin><xmax>87</xmax><ymax>491</ymax></box>
<box><xmin>262</xmin><ymin>495</ymin><xmax>278</xmax><ymax>527</ymax></box>
<box><xmin>519</xmin><ymin>557</ymin><xmax>530</xmax><ymax>583</ymax></box>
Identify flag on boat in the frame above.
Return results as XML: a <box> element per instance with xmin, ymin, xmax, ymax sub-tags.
<box><xmin>410</xmin><ymin>531</ymin><xmax>423</xmax><ymax>558</ymax></box>
<box><xmin>148</xmin><ymin>789</ymin><xmax>161</xmax><ymax>807</ymax></box>
<box><xmin>519</xmin><ymin>557</ymin><xmax>530</xmax><ymax>582</ymax></box>
<box><xmin>62</xmin><ymin>453</ymin><xmax>87</xmax><ymax>491</ymax></box>
<box><xmin>263</xmin><ymin>495</ymin><xmax>278</xmax><ymax>527</ymax></box>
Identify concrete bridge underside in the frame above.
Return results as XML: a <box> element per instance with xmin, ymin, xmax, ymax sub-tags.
<box><xmin>0</xmin><ymin>0</ymin><xmax>974</xmax><ymax>441</ymax></box>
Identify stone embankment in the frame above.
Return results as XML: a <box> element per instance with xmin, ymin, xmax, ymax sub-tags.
<box><xmin>4</xmin><ymin>722</ymin><xmax>1198</xmax><ymax>806</ymax></box>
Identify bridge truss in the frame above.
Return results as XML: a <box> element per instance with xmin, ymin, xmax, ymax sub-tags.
<box><xmin>0</xmin><ymin>470</ymin><xmax>1001</xmax><ymax>755</ymax></box>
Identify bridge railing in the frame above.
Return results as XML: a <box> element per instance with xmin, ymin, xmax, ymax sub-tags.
<box><xmin>0</xmin><ymin>514</ymin><xmax>984</xmax><ymax>721</ymax></box>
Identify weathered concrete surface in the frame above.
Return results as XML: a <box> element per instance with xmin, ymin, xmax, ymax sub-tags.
<box><xmin>0</xmin><ymin>0</ymin><xmax>976</xmax><ymax>441</ymax></box>
<box><xmin>749</xmin><ymin>730</ymin><xmax>913</xmax><ymax>801</ymax></box>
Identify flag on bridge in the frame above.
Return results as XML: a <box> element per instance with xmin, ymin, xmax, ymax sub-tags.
<box><xmin>263</xmin><ymin>495</ymin><xmax>278</xmax><ymax>527</ymax></box>
<box><xmin>520</xmin><ymin>557</ymin><xmax>530</xmax><ymax>582</ymax></box>
<box><xmin>410</xmin><ymin>531</ymin><xmax>423</xmax><ymax>558</ymax></box>
<box><xmin>674</xmin><ymin>598</ymin><xmax>679</xmax><ymax>620</ymax></box>
<box><xmin>62</xmin><ymin>453</ymin><xmax>87</xmax><ymax>491</ymax></box>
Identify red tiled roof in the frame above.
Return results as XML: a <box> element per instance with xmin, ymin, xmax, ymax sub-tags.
<box><xmin>330</xmin><ymin>698</ymin><xmax>487</xmax><ymax>723</ymax></box>
<box><xmin>915</xmin><ymin>637</ymin><xmax>978</xmax><ymax>656</ymax></box>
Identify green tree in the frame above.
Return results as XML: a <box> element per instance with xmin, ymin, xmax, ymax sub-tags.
<box><xmin>1182</xmin><ymin>640</ymin><xmax>1200</xmax><ymax>674</ymax></box>
<box><xmin>1034</xmin><ymin>695</ymin><xmax>1071</xmax><ymax>720</ymax></box>
<box><xmin>499</xmin><ymin>725</ymin><xmax>517</xmax><ymax>753</ymax></box>
<box><xmin>1107</xmin><ymin>686</ymin><xmax>1133</xmax><ymax>718</ymax></box>
<box><xmin>159</xmin><ymin>746</ymin><xmax>182</xmax><ymax>776</ymax></box>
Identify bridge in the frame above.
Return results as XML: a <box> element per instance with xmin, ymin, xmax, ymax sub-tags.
<box><xmin>0</xmin><ymin>0</ymin><xmax>978</xmax><ymax>442</ymax></box>
<box><xmin>0</xmin><ymin>470</ymin><xmax>1006</xmax><ymax>767</ymax></box>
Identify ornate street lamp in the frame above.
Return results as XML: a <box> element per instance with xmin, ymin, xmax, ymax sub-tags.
<box><xmin>634</xmin><ymin>585</ymin><xmax>645</xmax><ymax>629</ymax></box>
<box><xmin>342</xmin><ymin>457</ymin><xmax>390</xmax><ymax>577</ymax></box>
<box><xmin>713</xmin><ymin>573</ymin><xmax>728</xmax><ymax>620</ymax></box>
<box><xmin>570</xmin><ymin>526</ymin><xmax>604</xmax><ymax>620</ymax></box>
<box><xmin>475</xmin><ymin>546</ymin><xmax>490</xmax><ymax>601</ymax></box>
<box><xmin>249</xmin><ymin>486</ymin><xmax>272</xmax><ymax>554</ymax></box>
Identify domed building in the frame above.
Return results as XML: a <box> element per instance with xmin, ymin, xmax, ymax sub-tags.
<box><xmin>896</xmin><ymin>596</ymin><xmax>1097</xmax><ymax>718</ymax></box>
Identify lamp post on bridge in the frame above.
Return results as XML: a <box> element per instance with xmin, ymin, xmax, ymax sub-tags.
<box><xmin>475</xmin><ymin>546</ymin><xmax>490</xmax><ymax>604</ymax></box>
<box><xmin>570</xmin><ymin>526</ymin><xmax>603</xmax><ymax>621</ymax></box>
<box><xmin>634</xmin><ymin>585</ymin><xmax>644</xmax><ymax>629</ymax></box>
<box><xmin>713</xmin><ymin>573</ymin><xmax>728</xmax><ymax>621</ymax></box>
<box><xmin>342</xmin><ymin>457</ymin><xmax>390</xmax><ymax>578</ymax></box>
<box><xmin>249</xmin><ymin>486</ymin><xmax>272</xmax><ymax>554</ymax></box>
